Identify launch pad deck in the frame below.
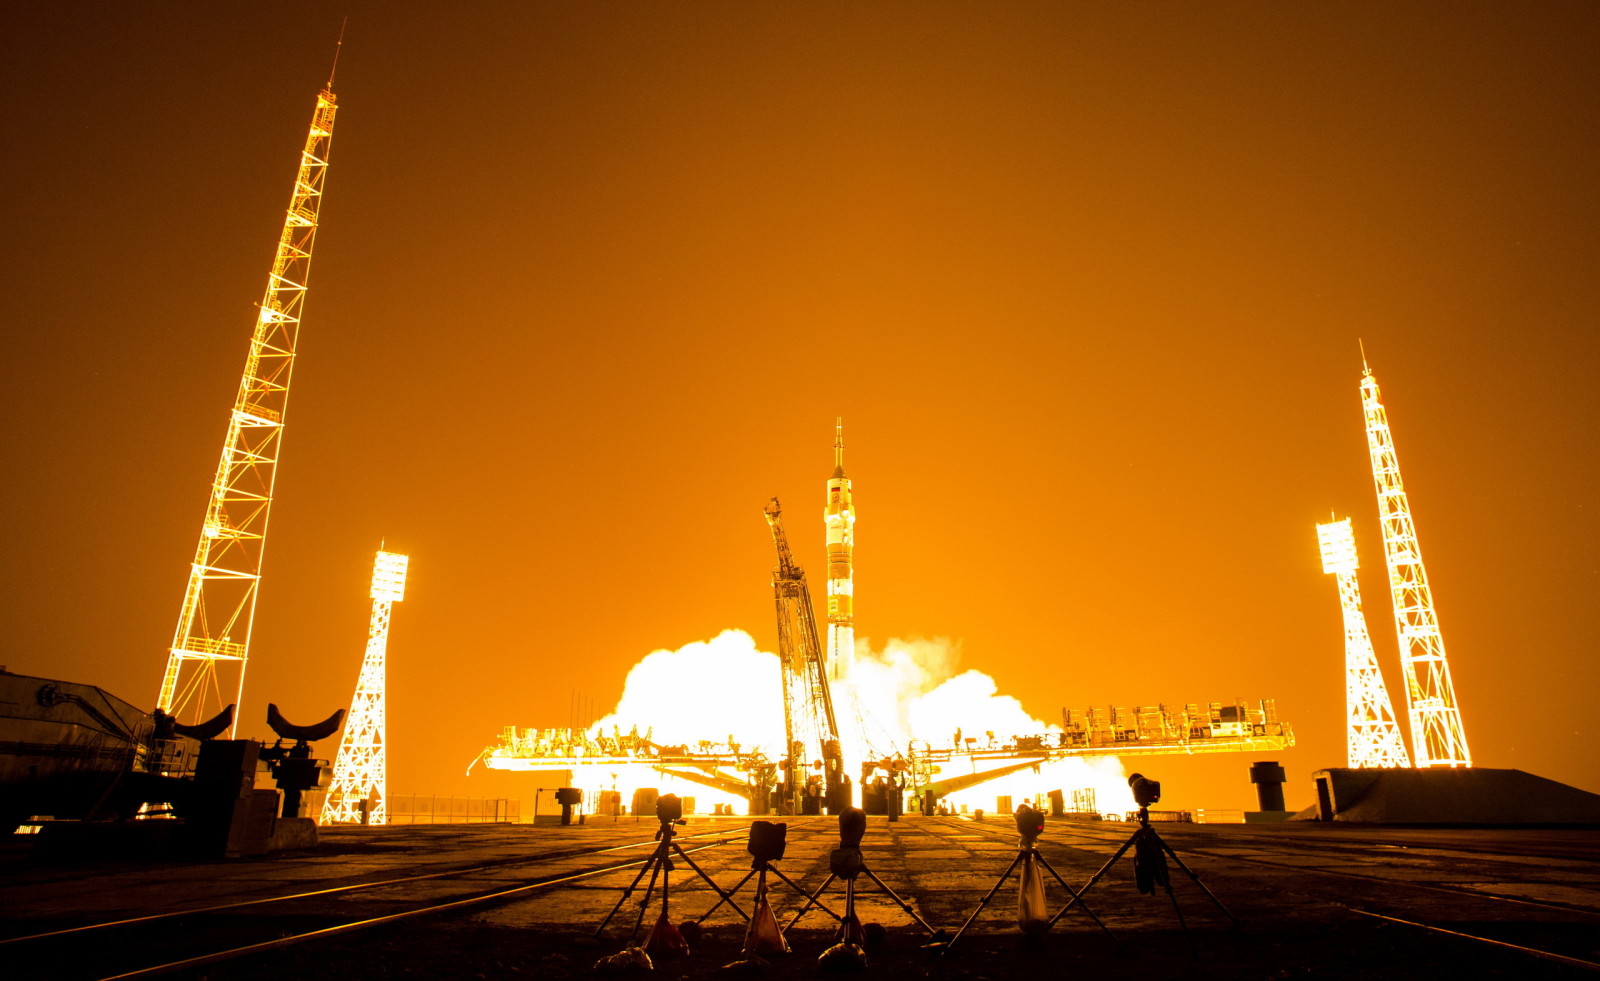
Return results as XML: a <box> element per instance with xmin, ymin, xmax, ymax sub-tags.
<box><xmin>4</xmin><ymin>815</ymin><xmax>1598</xmax><ymax>979</ymax></box>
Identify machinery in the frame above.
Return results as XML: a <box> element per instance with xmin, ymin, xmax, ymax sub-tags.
<box><xmin>1</xmin><ymin>668</ymin><xmax>338</xmax><ymax>856</ymax></box>
<box><xmin>764</xmin><ymin>498</ymin><xmax>847</xmax><ymax>814</ymax></box>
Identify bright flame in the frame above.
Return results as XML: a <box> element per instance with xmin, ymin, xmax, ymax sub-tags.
<box><xmin>563</xmin><ymin>630</ymin><xmax>1136</xmax><ymax>817</ymax></box>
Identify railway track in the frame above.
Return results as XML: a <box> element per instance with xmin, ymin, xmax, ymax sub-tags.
<box><xmin>933</xmin><ymin>815</ymin><xmax>1600</xmax><ymax>971</ymax></box>
<box><xmin>3</xmin><ymin>821</ymin><xmax>853</xmax><ymax>981</ymax></box>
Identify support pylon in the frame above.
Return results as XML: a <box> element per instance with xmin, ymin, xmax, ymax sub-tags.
<box><xmin>322</xmin><ymin>550</ymin><xmax>409</xmax><ymax>825</ymax></box>
<box><xmin>156</xmin><ymin>84</ymin><xmax>339</xmax><ymax>728</ymax></box>
<box><xmin>1316</xmin><ymin>517</ymin><xmax>1411</xmax><ymax>768</ymax></box>
<box><xmin>1360</xmin><ymin>362</ymin><xmax>1471</xmax><ymax>767</ymax></box>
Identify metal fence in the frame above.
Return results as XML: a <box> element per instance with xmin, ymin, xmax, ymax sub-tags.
<box><xmin>385</xmin><ymin>795</ymin><xmax>520</xmax><ymax>825</ymax></box>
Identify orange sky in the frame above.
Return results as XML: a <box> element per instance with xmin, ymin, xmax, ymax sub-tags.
<box><xmin>4</xmin><ymin>2</ymin><xmax>1597</xmax><ymax>812</ymax></box>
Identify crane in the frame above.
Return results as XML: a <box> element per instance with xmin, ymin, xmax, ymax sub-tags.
<box><xmin>764</xmin><ymin>497</ymin><xmax>846</xmax><ymax>814</ymax></box>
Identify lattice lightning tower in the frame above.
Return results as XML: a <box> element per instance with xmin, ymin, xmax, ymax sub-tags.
<box><xmin>156</xmin><ymin>84</ymin><xmax>339</xmax><ymax>727</ymax></box>
<box><xmin>1316</xmin><ymin>517</ymin><xmax>1412</xmax><ymax>768</ymax></box>
<box><xmin>322</xmin><ymin>550</ymin><xmax>409</xmax><ymax>825</ymax></box>
<box><xmin>1361</xmin><ymin>363</ymin><xmax>1472</xmax><ymax>767</ymax></box>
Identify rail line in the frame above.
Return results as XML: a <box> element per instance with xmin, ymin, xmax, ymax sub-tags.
<box><xmin>0</xmin><ymin>826</ymin><xmax>738</xmax><ymax>948</ymax></box>
<box><xmin>931</xmin><ymin>816</ymin><xmax>1600</xmax><ymax>917</ymax></box>
<box><xmin>8</xmin><ymin>821</ymin><xmax>851</xmax><ymax>981</ymax></box>
<box><xmin>932</xmin><ymin>815</ymin><xmax>1600</xmax><ymax>972</ymax></box>
<box><xmin>94</xmin><ymin>842</ymin><xmax>729</xmax><ymax>981</ymax></box>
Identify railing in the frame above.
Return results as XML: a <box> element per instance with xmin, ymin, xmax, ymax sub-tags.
<box><xmin>385</xmin><ymin>795</ymin><xmax>519</xmax><ymax>825</ymax></box>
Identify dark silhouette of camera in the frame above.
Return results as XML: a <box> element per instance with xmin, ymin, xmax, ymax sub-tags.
<box><xmin>1128</xmin><ymin>773</ymin><xmax>1161</xmax><ymax>807</ymax></box>
<box><xmin>656</xmin><ymin>793</ymin><xmax>684</xmax><ymax>824</ymax></box>
<box><xmin>1014</xmin><ymin>803</ymin><xmax>1045</xmax><ymax>840</ymax></box>
<box><xmin>748</xmin><ymin>820</ymin><xmax>787</xmax><ymax>866</ymax></box>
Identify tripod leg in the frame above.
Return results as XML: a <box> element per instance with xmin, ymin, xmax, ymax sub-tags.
<box><xmin>670</xmin><ymin>841</ymin><xmax>751</xmax><ymax>922</ymax></box>
<box><xmin>858</xmin><ymin>866</ymin><xmax>939</xmax><ymax>935</ymax></box>
<box><xmin>940</xmin><ymin>850</ymin><xmax>1025</xmax><ymax>955</ymax></box>
<box><xmin>594</xmin><ymin>853</ymin><xmax>659</xmax><ymax>939</ymax></box>
<box><xmin>1154</xmin><ymin>831</ymin><xmax>1241</xmax><ymax>927</ymax></box>
<box><xmin>767</xmin><ymin>867</ymin><xmax>841</xmax><ymax>921</ymax></box>
<box><xmin>783</xmin><ymin>873</ymin><xmax>837</xmax><ymax>932</ymax></box>
<box><xmin>695</xmin><ymin>868</ymin><xmax>757</xmax><ymax>924</ymax></box>
<box><xmin>1164</xmin><ymin>879</ymin><xmax>1197</xmax><ymax>958</ymax></box>
<box><xmin>1033</xmin><ymin>853</ymin><xmax>1114</xmax><ymax>939</ymax></box>
<box><xmin>628</xmin><ymin>854</ymin><xmax>667</xmax><ymax>941</ymax></box>
<box><xmin>1046</xmin><ymin>829</ymin><xmax>1140</xmax><ymax>928</ymax></box>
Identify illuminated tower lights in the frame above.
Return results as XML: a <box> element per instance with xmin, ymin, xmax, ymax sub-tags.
<box><xmin>1361</xmin><ymin>362</ymin><xmax>1472</xmax><ymax>767</ymax></box>
<box><xmin>1316</xmin><ymin>518</ymin><xmax>1412</xmax><ymax>769</ymax></box>
<box><xmin>824</xmin><ymin>419</ymin><xmax>856</xmax><ymax>684</ymax></box>
<box><xmin>156</xmin><ymin>83</ymin><xmax>339</xmax><ymax>727</ymax></box>
<box><xmin>322</xmin><ymin>550</ymin><xmax>409</xmax><ymax>825</ymax></box>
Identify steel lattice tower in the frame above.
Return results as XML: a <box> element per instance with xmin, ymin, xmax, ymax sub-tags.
<box><xmin>765</xmin><ymin>498</ymin><xmax>845</xmax><ymax>813</ymax></box>
<box><xmin>1316</xmin><ymin>518</ymin><xmax>1412</xmax><ymax>768</ymax></box>
<box><xmin>1361</xmin><ymin>364</ymin><xmax>1472</xmax><ymax>767</ymax></box>
<box><xmin>322</xmin><ymin>550</ymin><xmax>409</xmax><ymax>825</ymax></box>
<box><xmin>156</xmin><ymin>84</ymin><xmax>338</xmax><ymax>727</ymax></box>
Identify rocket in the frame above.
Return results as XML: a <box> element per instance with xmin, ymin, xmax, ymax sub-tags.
<box><xmin>824</xmin><ymin>419</ymin><xmax>856</xmax><ymax>683</ymax></box>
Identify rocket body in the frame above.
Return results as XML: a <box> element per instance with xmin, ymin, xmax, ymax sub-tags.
<box><xmin>825</xmin><ymin>424</ymin><xmax>855</xmax><ymax>683</ymax></box>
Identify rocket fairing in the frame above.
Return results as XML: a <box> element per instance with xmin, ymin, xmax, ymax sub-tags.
<box><xmin>825</xmin><ymin>420</ymin><xmax>856</xmax><ymax>683</ymax></box>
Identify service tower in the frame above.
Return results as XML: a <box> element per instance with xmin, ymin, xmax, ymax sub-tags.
<box><xmin>824</xmin><ymin>420</ymin><xmax>856</xmax><ymax>684</ymax></box>
<box><xmin>1361</xmin><ymin>361</ymin><xmax>1472</xmax><ymax>767</ymax></box>
<box><xmin>156</xmin><ymin>80</ymin><xmax>339</xmax><ymax>729</ymax></box>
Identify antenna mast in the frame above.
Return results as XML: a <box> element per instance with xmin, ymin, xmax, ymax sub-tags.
<box><xmin>1361</xmin><ymin>366</ymin><xmax>1472</xmax><ymax>766</ymax></box>
<box><xmin>156</xmin><ymin>82</ymin><xmax>339</xmax><ymax>727</ymax></box>
<box><xmin>1316</xmin><ymin>518</ymin><xmax>1412</xmax><ymax>768</ymax></box>
<box><xmin>322</xmin><ymin>550</ymin><xmax>409</xmax><ymax>825</ymax></box>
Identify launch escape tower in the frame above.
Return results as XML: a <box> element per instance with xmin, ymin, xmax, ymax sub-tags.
<box><xmin>156</xmin><ymin>83</ymin><xmax>339</xmax><ymax>728</ymax></box>
<box><xmin>824</xmin><ymin>420</ymin><xmax>856</xmax><ymax>684</ymax></box>
<box><xmin>764</xmin><ymin>498</ymin><xmax>846</xmax><ymax>814</ymax></box>
<box><xmin>1361</xmin><ymin>363</ymin><xmax>1472</xmax><ymax>767</ymax></box>
<box><xmin>322</xmin><ymin>550</ymin><xmax>409</xmax><ymax>825</ymax></box>
<box><xmin>1316</xmin><ymin>518</ymin><xmax>1412</xmax><ymax>769</ymax></box>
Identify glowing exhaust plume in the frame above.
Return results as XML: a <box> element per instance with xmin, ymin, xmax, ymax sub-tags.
<box><xmin>572</xmin><ymin>630</ymin><xmax>1136</xmax><ymax>816</ymax></box>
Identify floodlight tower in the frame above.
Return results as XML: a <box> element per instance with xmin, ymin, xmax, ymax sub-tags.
<box><xmin>1316</xmin><ymin>518</ymin><xmax>1412</xmax><ymax>768</ymax></box>
<box><xmin>156</xmin><ymin>82</ymin><xmax>339</xmax><ymax>727</ymax></box>
<box><xmin>824</xmin><ymin>419</ymin><xmax>856</xmax><ymax>684</ymax></box>
<box><xmin>322</xmin><ymin>550</ymin><xmax>409</xmax><ymax>825</ymax></box>
<box><xmin>1361</xmin><ymin>363</ymin><xmax>1472</xmax><ymax>767</ymax></box>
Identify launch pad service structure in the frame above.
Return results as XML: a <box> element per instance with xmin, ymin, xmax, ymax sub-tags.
<box><xmin>155</xmin><ymin>82</ymin><xmax>339</xmax><ymax>732</ymax></box>
<box><xmin>1360</xmin><ymin>362</ymin><xmax>1472</xmax><ymax>768</ymax></box>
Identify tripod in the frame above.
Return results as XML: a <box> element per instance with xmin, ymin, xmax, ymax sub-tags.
<box><xmin>941</xmin><ymin>828</ymin><xmax>1112</xmax><ymax>953</ymax></box>
<box><xmin>594</xmin><ymin>818</ymin><xmax>750</xmax><ymax>948</ymax></box>
<box><xmin>786</xmin><ymin>846</ymin><xmax>941</xmax><ymax>937</ymax></box>
<box><xmin>1049</xmin><ymin>805</ymin><xmax>1239</xmax><ymax>955</ymax></box>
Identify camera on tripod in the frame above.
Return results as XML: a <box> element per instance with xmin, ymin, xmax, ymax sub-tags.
<box><xmin>1128</xmin><ymin>773</ymin><xmax>1161</xmax><ymax>808</ymax></box>
<box><xmin>748</xmin><ymin>820</ymin><xmax>787</xmax><ymax>866</ymax></box>
<box><xmin>656</xmin><ymin>793</ymin><xmax>685</xmax><ymax>825</ymax></box>
<box><xmin>1014</xmin><ymin>803</ymin><xmax>1044</xmax><ymax>843</ymax></box>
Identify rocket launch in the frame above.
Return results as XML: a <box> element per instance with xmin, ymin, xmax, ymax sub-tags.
<box><xmin>825</xmin><ymin>420</ymin><xmax>856</xmax><ymax>683</ymax></box>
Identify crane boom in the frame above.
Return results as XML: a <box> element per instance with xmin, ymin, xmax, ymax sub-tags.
<box><xmin>764</xmin><ymin>498</ymin><xmax>845</xmax><ymax>813</ymax></box>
